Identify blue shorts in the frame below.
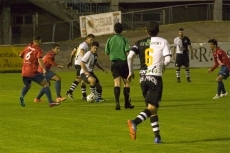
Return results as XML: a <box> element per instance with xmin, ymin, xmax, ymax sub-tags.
<box><xmin>44</xmin><ymin>70</ymin><xmax>56</xmax><ymax>81</ymax></box>
<box><xmin>22</xmin><ymin>73</ymin><xmax>45</xmax><ymax>86</ymax></box>
<box><xmin>218</xmin><ymin>65</ymin><xmax>229</xmax><ymax>79</ymax></box>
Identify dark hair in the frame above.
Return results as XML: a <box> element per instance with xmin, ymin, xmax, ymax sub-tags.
<box><xmin>91</xmin><ymin>41</ymin><xmax>99</xmax><ymax>47</ymax></box>
<box><xmin>114</xmin><ymin>22</ymin><xmax>123</xmax><ymax>34</ymax></box>
<box><xmin>52</xmin><ymin>43</ymin><xmax>60</xmax><ymax>49</ymax></box>
<box><xmin>86</xmin><ymin>34</ymin><xmax>95</xmax><ymax>39</ymax></box>
<box><xmin>179</xmin><ymin>28</ymin><xmax>184</xmax><ymax>31</ymax></box>
<box><xmin>146</xmin><ymin>22</ymin><xmax>159</xmax><ymax>36</ymax></box>
<box><xmin>208</xmin><ymin>39</ymin><xmax>218</xmax><ymax>46</ymax></box>
<box><xmin>33</xmin><ymin>35</ymin><xmax>41</xmax><ymax>40</ymax></box>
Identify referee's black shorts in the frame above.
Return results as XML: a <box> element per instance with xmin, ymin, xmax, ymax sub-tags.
<box><xmin>111</xmin><ymin>60</ymin><xmax>129</xmax><ymax>79</ymax></box>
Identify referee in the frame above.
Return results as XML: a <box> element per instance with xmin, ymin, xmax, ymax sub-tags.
<box><xmin>105</xmin><ymin>22</ymin><xmax>134</xmax><ymax>110</ymax></box>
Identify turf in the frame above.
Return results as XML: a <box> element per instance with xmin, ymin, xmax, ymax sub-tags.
<box><xmin>0</xmin><ymin>68</ymin><xmax>229</xmax><ymax>153</ymax></box>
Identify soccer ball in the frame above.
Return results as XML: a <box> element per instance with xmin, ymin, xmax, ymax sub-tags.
<box><xmin>86</xmin><ymin>93</ymin><xmax>96</xmax><ymax>103</ymax></box>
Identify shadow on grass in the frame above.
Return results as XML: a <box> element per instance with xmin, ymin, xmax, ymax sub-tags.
<box><xmin>164</xmin><ymin>137</ymin><xmax>230</xmax><ymax>144</ymax></box>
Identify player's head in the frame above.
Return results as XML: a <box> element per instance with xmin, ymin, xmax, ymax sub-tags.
<box><xmin>145</xmin><ymin>22</ymin><xmax>159</xmax><ymax>36</ymax></box>
<box><xmin>33</xmin><ymin>35</ymin><xmax>41</xmax><ymax>45</ymax></box>
<box><xmin>52</xmin><ymin>44</ymin><xmax>60</xmax><ymax>55</ymax></box>
<box><xmin>208</xmin><ymin>39</ymin><xmax>218</xmax><ymax>51</ymax></box>
<box><xmin>85</xmin><ymin>34</ymin><xmax>95</xmax><ymax>45</ymax></box>
<box><xmin>178</xmin><ymin>28</ymin><xmax>184</xmax><ymax>37</ymax></box>
<box><xmin>114</xmin><ymin>22</ymin><xmax>123</xmax><ymax>34</ymax></box>
<box><xmin>208</xmin><ymin>39</ymin><xmax>218</xmax><ymax>46</ymax></box>
<box><xmin>91</xmin><ymin>41</ymin><xmax>99</xmax><ymax>53</ymax></box>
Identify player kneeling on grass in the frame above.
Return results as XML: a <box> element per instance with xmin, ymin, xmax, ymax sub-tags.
<box><xmin>80</xmin><ymin>41</ymin><xmax>108</xmax><ymax>102</ymax></box>
<box><xmin>34</xmin><ymin>44</ymin><xmax>67</xmax><ymax>103</ymax></box>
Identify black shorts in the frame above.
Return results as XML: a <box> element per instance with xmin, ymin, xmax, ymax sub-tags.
<box><xmin>74</xmin><ymin>65</ymin><xmax>81</xmax><ymax>76</ymax></box>
<box><xmin>175</xmin><ymin>53</ymin><xmax>189</xmax><ymax>67</ymax></box>
<box><xmin>111</xmin><ymin>60</ymin><xmax>129</xmax><ymax>79</ymax></box>
<box><xmin>80</xmin><ymin>72</ymin><xmax>99</xmax><ymax>84</ymax></box>
<box><xmin>140</xmin><ymin>75</ymin><xmax>163</xmax><ymax>108</ymax></box>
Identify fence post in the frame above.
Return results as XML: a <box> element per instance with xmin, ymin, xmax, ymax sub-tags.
<box><xmin>52</xmin><ymin>23</ymin><xmax>56</xmax><ymax>42</ymax></box>
<box><xmin>69</xmin><ymin>21</ymin><xmax>73</xmax><ymax>40</ymax></box>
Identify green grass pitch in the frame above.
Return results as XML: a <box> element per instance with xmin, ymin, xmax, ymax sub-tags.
<box><xmin>0</xmin><ymin>68</ymin><xmax>229</xmax><ymax>153</ymax></box>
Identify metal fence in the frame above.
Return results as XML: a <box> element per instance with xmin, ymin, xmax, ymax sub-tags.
<box><xmin>2</xmin><ymin>2</ymin><xmax>230</xmax><ymax>45</ymax></box>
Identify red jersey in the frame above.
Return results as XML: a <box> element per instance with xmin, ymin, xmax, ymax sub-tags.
<box><xmin>211</xmin><ymin>47</ymin><xmax>230</xmax><ymax>71</ymax></box>
<box><xmin>20</xmin><ymin>43</ymin><xmax>43</xmax><ymax>77</ymax></box>
<box><xmin>37</xmin><ymin>51</ymin><xmax>58</xmax><ymax>73</ymax></box>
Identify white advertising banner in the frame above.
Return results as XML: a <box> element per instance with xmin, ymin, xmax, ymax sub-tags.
<box><xmin>79</xmin><ymin>11</ymin><xmax>121</xmax><ymax>37</ymax></box>
<box><xmin>133</xmin><ymin>42</ymin><xmax>230</xmax><ymax>69</ymax></box>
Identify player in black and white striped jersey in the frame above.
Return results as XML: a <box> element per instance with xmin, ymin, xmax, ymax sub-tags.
<box><xmin>66</xmin><ymin>34</ymin><xmax>95</xmax><ymax>101</ymax></box>
<box><xmin>126</xmin><ymin>22</ymin><xmax>172</xmax><ymax>144</ymax></box>
<box><xmin>80</xmin><ymin>41</ymin><xmax>108</xmax><ymax>102</ymax></box>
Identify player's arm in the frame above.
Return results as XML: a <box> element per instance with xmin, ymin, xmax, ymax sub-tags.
<box><xmin>208</xmin><ymin>57</ymin><xmax>219</xmax><ymax>73</ymax></box>
<box><xmin>163</xmin><ymin>55</ymin><xmax>171</xmax><ymax>72</ymax></box>
<box><xmin>80</xmin><ymin>61</ymin><xmax>90</xmax><ymax>76</ymax></box>
<box><xmin>19</xmin><ymin>51</ymin><xmax>24</xmax><ymax>59</ymax></box>
<box><xmin>95</xmin><ymin>62</ymin><xmax>108</xmax><ymax>73</ymax></box>
<box><xmin>172</xmin><ymin>46</ymin><xmax>176</xmax><ymax>60</ymax></box>
<box><xmin>163</xmin><ymin>41</ymin><xmax>172</xmax><ymax>72</ymax></box>
<box><xmin>67</xmin><ymin>48</ymin><xmax>77</xmax><ymax>68</ymax></box>
<box><xmin>79</xmin><ymin>49</ymin><xmax>85</xmax><ymax>57</ymax></box>
<box><xmin>189</xmin><ymin>45</ymin><xmax>194</xmax><ymax>59</ymax></box>
<box><xmin>172</xmin><ymin>39</ymin><xmax>177</xmax><ymax>60</ymax></box>
<box><xmin>105</xmin><ymin>38</ymin><xmax>111</xmax><ymax>55</ymax></box>
<box><xmin>38</xmin><ymin>58</ymin><xmax>47</xmax><ymax>74</ymax></box>
<box><xmin>127</xmin><ymin>50</ymin><xmax>136</xmax><ymax>82</ymax></box>
<box><xmin>47</xmin><ymin>59</ymin><xmax>63</xmax><ymax>68</ymax></box>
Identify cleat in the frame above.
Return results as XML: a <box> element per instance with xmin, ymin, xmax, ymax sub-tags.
<box><xmin>95</xmin><ymin>98</ymin><xmax>105</xmax><ymax>102</ymax></box>
<box><xmin>115</xmin><ymin>103</ymin><xmax>121</xmax><ymax>110</ymax></box>
<box><xmin>177</xmin><ymin>78</ymin><xmax>180</xmax><ymax>83</ymax></box>
<box><xmin>66</xmin><ymin>91</ymin><xmax>74</xmax><ymax>101</ymax></box>
<box><xmin>127</xmin><ymin>120</ymin><xmax>137</xmax><ymax>140</ymax></box>
<box><xmin>56</xmin><ymin>97</ymin><xmax>67</xmax><ymax>103</ymax></box>
<box><xmin>125</xmin><ymin>99</ymin><xmax>134</xmax><ymax>109</ymax></box>
<box><xmin>20</xmin><ymin>96</ymin><xmax>25</xmax><ymax>107</ymax></box>
<box><xmin>34</xmin><ymin>98</ymin><xmax>43</xmax><ymax>103</ymax></box>
<box><xmin>213</xmin><ymin>94</ymin><xmax>220</xmax><ymax>99</ymax></box>
<box><xmin>220</xmin><ymin>92</ymin><xmax>228</xmax><ymax>97</ymax></box>
<box><xmin>81</xmin><ymin>96</ymin><xmax>87</xmax><ymax>101</ymax></box>
<box><xmin>125</xmin><ymin>104</ymin><xmax>134</xmax><ymax>109</ymax></box>
<box><xmin>187</xmin><ymin>79</ymin><xmax>191</xmax><ymax>82</ymax></box>
<box><xmin>49</xmin><ymin>102</ymin><xmax>60</xmax><ymax>107</ymax></box>
<box><xmin>154</xmin><ymin>137</ymin><xmax>162</xmax><ymax>144</ymax></box>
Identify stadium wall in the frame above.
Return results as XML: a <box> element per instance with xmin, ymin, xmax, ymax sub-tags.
<box><xmin>1</xmin><ymin>42</ymin><xmax>229</xmax><ymax>72</ymax></box>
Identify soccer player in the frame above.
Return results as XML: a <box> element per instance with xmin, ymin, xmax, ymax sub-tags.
<box><xmin>126</xmin><ymin>22</ymin><xmax>171</xmax><ymax>143</ymax></box>
<box><xmin>105</xmin><ymin>22</ymin><xmax>134</xmax><ymax>110</ymax></box>
<box><xmin>34</xmin><ymin>44</ymin><xmax>66</xmax><ymax>103</ymax></box>
<box><xmin>80</xmin><ymin>41</ymin><xmax>108</xmax><ymax>102</ymax></box>
<box><xmin>208</xmin><ymin>39</ymin><xmax>230</xmax><ymax>99</ymax></box>
<box><xmin>172</xmin><ymin>28</ymin><xmax>194</xmax><ymax>82</ymax></box>
<box><xmin>19</xmin><ymin>35</ymin><xmax>60</xmax><ymax>107</ymax></box>
<box><xmin>66</xmin><ymin>34</ymin><xmax>95</xmax><ymax>101</ymax></box>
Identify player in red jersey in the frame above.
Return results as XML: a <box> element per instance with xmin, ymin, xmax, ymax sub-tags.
<box><xmin>19</xmin><ymin>35</ymin><xmax>60</xmax><ymax>107</ymax></box>
<box><xmin>34</xmin><ymin>44</ymin><xmax>66</xmax><ymax>103</ymax></box>
<box><xmin>208</xmin><ymin>39</ymin><xmax>230</xmax><ymax>99</ymax></box>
